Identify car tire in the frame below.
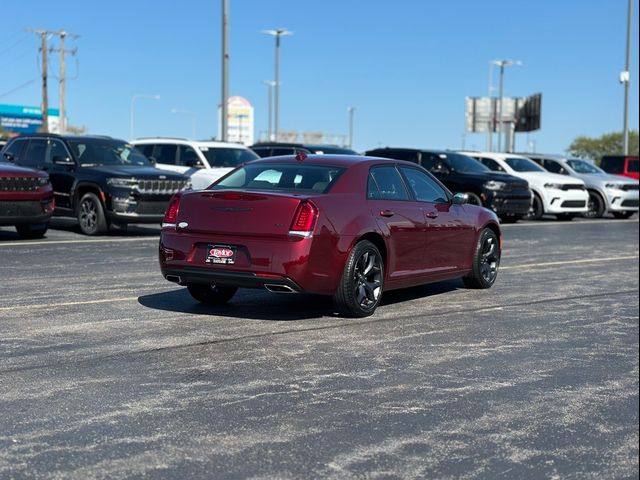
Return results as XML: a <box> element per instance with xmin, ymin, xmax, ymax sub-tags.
<box><xmin>463</xmin><ymin>228</ymin><xmax>500</xmax><ymax>289</ymax></box>
<box><xmin>556</xmin><ymin>213</ymin><xmax>578</xmax><ymax>221</ymax></box>
<box><xmin>612</xmin><ymin>211</ymin><xmax>635</xmax><ymax>219</ymax></box>
<box><xmin>187</xmin><ymin>284</ymin><xmax>238</xmax><ymax>305</ymax></box>
<box><xmin>77</xmin><ymin>192</ymin><xmax>108</xmax><ymax>236</ymax></box>
<box><xmin>499</xmin><ymin>214</ymin><xmax>521</xmax><ymax>224</ymax></box>
<box><xmin>333</xmin><ymin>240</ymin><xmax>384</xmax><ymax>318</ymax></box>
<box><xmin>15</xmin><ymin>223</ymin><xmax>48</xmax><ymax>239</ymax></box>
<box><xmin>584</xmin><ymin>191</ymin><xmax>605</xmax><ymax>218</ymax></box>
<box><xmin>465</xmin><ymin>192</ymin><xmax>483</xmax><ymax>206</ymax></box>
<box><xmin>523</xmin><ymin>193</ymin><xmax>544</xmax><ymax>221</ymax></box>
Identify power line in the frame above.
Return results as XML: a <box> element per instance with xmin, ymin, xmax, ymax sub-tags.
<box><xmin>0</xmin><ymin>79</ymin><xmax>36</xmax><ymax>99</ymax></box>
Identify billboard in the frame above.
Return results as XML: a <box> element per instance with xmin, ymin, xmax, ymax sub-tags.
<box><xmin>226</xmin><ymin>96</ymin><xmax>254</xmax><ymax>145</ymax></box>
<box><xmin>0</xmin><ymin>104</ymin><xmax>61</xmax><ymax>134</ymax></box>
<box><xmin>465</xmin><ymin>93</ymin><xmax>542</xmax><ymax>133</ymax></box>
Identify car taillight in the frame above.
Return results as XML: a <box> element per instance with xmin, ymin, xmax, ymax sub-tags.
<box><xmin>163</xmin><ymin>194</ymin><xmax>181</xmax><ymax>227</ymax></box>
<box><xmin>289</xmin><ymin>201</ymin><xmax>317</xmax><ymax>237</ymax></box>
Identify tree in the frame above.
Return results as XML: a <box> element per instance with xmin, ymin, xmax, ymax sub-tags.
<box><xmin>567</xmin><ymin>130</ymin><xmax>639</xmax><ymax>163</ymax></box>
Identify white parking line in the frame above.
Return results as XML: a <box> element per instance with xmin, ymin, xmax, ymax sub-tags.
<box><xmin>0</xmin><ymin>296</ymin><xmax>140</xmax><ymax>312</ymax></box>
<box><xmin>0</xmin><ymin>237</ymin><xmax>158</xmax><ymax>248</ymax></box>
<box><xmin>501</xmin><ymin>255</ymin><xmax>639</xmax><ymax>270</ymax></box>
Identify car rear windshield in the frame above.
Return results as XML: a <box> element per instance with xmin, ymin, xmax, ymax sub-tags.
<box><xmin>210</xmin><ymin>163</ymin><xmax>345</xmax><ymax>194</ymax></box>
<box><xmin>200</xmin><ymin>147</ymin><xmax>259</xmax><ymax>168</ymax></box>
<box><xmin>504</xmin><ymin>157</ymin><xmax>546</xmax><ymax>172</ymax></box>
<box><xmin>566</xmin><ymin>159</ymin><xmax>603</xmax><ymax>174</ymax></box>
<box><xmin>68</xmin><ymin>139</ymin><xmax>151</xmax><ymax>167</ymax></box>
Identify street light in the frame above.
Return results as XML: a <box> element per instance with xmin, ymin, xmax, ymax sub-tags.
<box><xmin>130</xmin><ymin>94</ymin><xmax>160</xmax><ymax>140</ymax></box>
<box><xmin>491</xmin><ymin>59</ymin><xmax>522</xmax><ymax>152</ymax></box>
<box><xmin>171</xmin><ymin>108</ymin><xmax>197</xmax><ymax>139</ymax></box>
<box><xmin>261</xmin><ymin>28</ymin><xmax>293</xmax><ymax>142</ymax></box>
<box><xmin>262</xmin><ymin>80</ymin><xmax>276</xmax><ymax>141</ymax></box>
<box><xmin>621</xmin><ymin>0</ymin><xmax>633</xmax><ymax>154</ymax></box>
<box><xmin>347</xmin><ymin>107</ymin><xmax>356</xmax><ymax>148</ymax></box>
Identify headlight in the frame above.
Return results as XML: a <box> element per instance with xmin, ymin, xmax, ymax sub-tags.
<box><xmin>182</xmin><ymin>180</ymin><xmax>193</xmax><ymax>191</ymax></box>
<box><xmin>106</xmin><ymin>178</ymin><xmax>138</xmax><ymax>188</ymax></box>
<box><xmin>37</xmin><ymin>175</ymin><xmax>50</xmax><ymax>186</ymax></box>
<box><xmin>544</xmin><ymin>183</ymin><xmax>564</xmax><ymax>190</ymax></box>
<box><xmin>605</xmin><ymin>183</ymin><xmax>624</xmax><ymax>190</ymax></box>
<box><xmin>483</xmin><ymin>180</ymin><xmax>508</xmax><ymax>191</ymax></box>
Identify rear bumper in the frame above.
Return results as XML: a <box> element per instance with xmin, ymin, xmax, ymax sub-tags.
<box><xmin>161</xmin><ymin>266</ymin><xmax>302</xmax><ymax>292</ymax></box>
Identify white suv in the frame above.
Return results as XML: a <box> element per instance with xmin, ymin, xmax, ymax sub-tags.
<box><xmin>132</xmin><ymin>138</ymin><xmax>259</xmax><ymax>190</ymax></box>
<box><xmin>459</xmin><ymin>151</ymin><xmax>589</xmax><ymax>220</ymax></box>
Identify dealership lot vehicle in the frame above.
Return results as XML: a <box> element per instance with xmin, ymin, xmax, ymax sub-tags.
<box><xmin>0</xmin><ymin>160</ymin><xmax>54</xmax><ymax>238</ymax></box>
<box><xmin>159</xmin><ymin>154</ymin><xmax>501</xmax><ymax>317</ymax></box>
<box><xmin>599</xmin><ymin>155</ymin><xmax>639</xmax><ymax>180</ymax></box>
<box><xmin>461</xmin><ymin>151</ymin><xmax>589</xmax><ymax>220</ymax></box>
<box><xmin>526</xmin><ymin>154</ymin><xmax>639</xmax><ymax>219</ymax></box>
<box><xmin>251</xmin><ymin>142</ymin><xmax>360</xmax><ymax>157</ymax></box>
<box><xmin>132</xmin><ymin>138</ymin><xmax>260</xmax><ymax>190</ymax></box>
<box><xmin>365</xmin><ymin>148</ymin><xmax>532</xmax><ymax>223</ymax></box>
<box><xmin>1</xmin><ymin>134</ymin><xmax>189</xmax><ymax>235</ymax></box>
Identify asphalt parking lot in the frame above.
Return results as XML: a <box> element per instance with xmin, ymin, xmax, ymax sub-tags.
<box><xmin>0</xmin><ymin>216</ymin><xmax>638</xmax><ymax>479</ymax></box>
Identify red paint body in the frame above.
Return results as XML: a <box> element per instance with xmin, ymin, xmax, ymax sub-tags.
<box><xmin>159</xmin><ymin>156</ymin><xmax>500</xmax><ymax>296</ymax></box>
<box><xmin>0</xmin><ymin>163</ymin><xmax>54</xmax><ymax>227</ymax></box>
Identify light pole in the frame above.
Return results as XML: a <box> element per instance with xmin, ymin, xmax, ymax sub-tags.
<box><xmin>491</xmin><ymin>59</ymin><xmax>522</xmax><ymax>152</ymax></box>
<box><xmin>171</xmin><ymin>109</ymin><xmax>197</xmax><ymax>139</ymax></box>
<box><xmin>622</xmin><ymin>0</ymin><xmax>633</xmax><ymax>154</ymax></box>
<box><xmin>487</xmin><ymin>61</ymin><xmax>497</xmax><ymax>151</ymax></box>
<box><xmin>347</xmin><ymin>107</ymin><xmax>356</xmax><ymax>148</ymax></box>
<box><xmin>221</xmin><ymin>0</ymin><xmax>229</xmax><ymax>142</ymax></box>
<box><xmin>262</xmin><ymin>80</ymin><xmax>276</xmax><ymax>141</ymax></box>
<box><xmin>261</xmin><ymin>28</ymin><xmax>293</xmax><ymax>142</ymax></box>
<box><xmin>130</xmin><ymin>94</ymin><xmax>159</xmax><ymax>140</ymax></box>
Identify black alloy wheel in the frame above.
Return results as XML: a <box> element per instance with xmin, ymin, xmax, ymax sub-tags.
<box><xmin>523</xmin><ymin>193</ymin><xmax>544</xmax><ymax>221</ymax></box>
<box><xmin>612</xmin><ymin>211</ymin><xmax>635</xmax><ymax>219</ymax></box>
<box><xmin>465</xmin><ymin>192</ymin><xmax>484</xmax><ymax>206</ymax></box>
<box><xmin>463</xmin><ymin>228</ymin><xmax>501</xmax><ymax>289</ymax></box>
<box><xmin>584</xmin><ymin>191</ymin><xmax>605</xmax><ymax>218</ymax></box>
<box><xmin>77</xmin><ymin>192</ymin><xmax>108</xmax><ymax>235</ymax></box>
<box><xmin>187</xmin><ymin>284</ymin><xmax>238</xmax><ymax>305</ymax></box>
<box><xmin>334</xmin><ymin>240</ymin><xmax>384</xmax><ymax>317</ymax></box>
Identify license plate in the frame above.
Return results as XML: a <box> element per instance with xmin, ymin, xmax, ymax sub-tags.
<box><xmin>205</xmin><ymin>245</ymin><xmax>236</xmax><ymax>265</ymax></box>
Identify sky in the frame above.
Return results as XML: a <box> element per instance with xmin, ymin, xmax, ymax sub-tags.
<box><xmin>2</xmin><ymin>0</ymin><xmax>638</xmax><ymax>154</ymax></box>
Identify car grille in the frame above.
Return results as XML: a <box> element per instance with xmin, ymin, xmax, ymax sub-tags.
<box><xmin>134</xmin><ymin>201</ymin><xmax>172</xmax><ymax>215</ymax></box>
<box><xmin>136</xmin><ymin>180</ymin><xmax>187</xmax><ymax>194</ymax></box>
<box><xmin>0</xmin><ymin>200</ymin><xmax>43</xmax><ymax>217</ymax></box>
<box><xmin>508</xmin><ymin>183</ymin><xmax>529</xmax><ymax>191</ymax></box>
<box><xmin>621</xmin><ymin>199</ymin><xmax>639</xmax><ymax>207</ymax></box>
<box><xmin>562</xmin><ymin>184</ymin><xmax>586</xmax><ymax>191</ymax></box>
<box><xmin>561</xmin><ymin>200</ymin><xmax>587</xmax><ymax>208</ymax></box>
<box><xmin>621</xmin><ymin>184</ymin><xmax>639</xmax><ymax>191</ymax></box>
<box><xmin>0</xmin><ymin>176</ymin><xmax>41</xmax><ymax>192</ymax></box>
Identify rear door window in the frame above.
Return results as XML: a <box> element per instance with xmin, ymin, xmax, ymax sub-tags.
<box><xmin>19</xmin><ymin>139</ymin><xmax>47</xmax><ymax>168</ymax></box>
<box><xmin>2</xmin><ymin>138</ymin><xmax>27</xmax><ymax>162</ymax></box>
<box><xmin>151</xmin><ymin>144</ymin><xmax>177</xmax><ymax>165</ymax></box>
<box><xmin>368</xmin><ymin>166</ymin><xmax>410</xmax><ymax>201</ymax></box>
<box><xmin>478</xmin><ymin>157</ymin><xmax>506</xmax><ymax>172</ymax></box>
<box><xmin>178</xmin><ymin>146</ymin><xmax>203</xmax><ymax>167</ymax></box>
<box><xmin>399</xmin><ymin>167</ymin><xmax>450</xmax><ymax>203</ymax></box>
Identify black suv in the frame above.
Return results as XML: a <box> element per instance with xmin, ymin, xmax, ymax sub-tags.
<box><xmin>364</xmin><ymin>148</ymin><xmax>533</xmax><ymax>222</ymax></box>
<box><xmin>251</xmin><ymin>142</ymin><xmax>360</xmax><ymax>158</ymax></box>
<box><xmin>1</xmin><ymin>134</ymin><xmax>189</xmax><ymax>235</ymax></box>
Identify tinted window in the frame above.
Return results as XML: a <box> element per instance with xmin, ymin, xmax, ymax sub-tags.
<box><xmin>566</xmin><ymin>159</ymin><xmax>603</xmax><ymax>174</ymax></box>
<box><xmin>400</xmin><ymin>167</ymin><xmax>449</xmax><ymax>203</ymax></box>
<box><xmin>600</xmin><ymin>157</ymin><xmax>623</xmax><ymax>173</ymax></box>
<box><xmin>20</xmin><ymin>139</ymin><xmax>47</xmax><ymax>168</ymax></box>
<box><xmin>504</xmin><ymin>157</ymin><xmax>545</xmax><ymax>172</ymax></box>
<box><xmin>201</xmin><ymin>147</ymin><xmax>259</xmax><ymax>168</ymax></box>
<box><xmin>628</xmin><ymin>159</ymin><xmax>639</xmax><ymax>173</ymax></box>
<box><xmin>478</xmin><ymin>157</ymin><xmax>506</xmax><ymax>172</ymax></box>
<box><xmin>47</xmin><ymin>139</ymin><xmax>71</xmax><ymax>164</ymax></box>
<box><xmin>178</xmin><ymin>145</ymin><xmax>202</xmax><ymax>167</ymax></box>
<box><xmin>211</xmin><ymin>163</ymin><xmax>344</xmax><ymax>194</ymax></box>
<box><xmin>151</xmin><ymin>144</ymin><xmax>177</xmax><ymax>165</ymax></box>
<box><xmin>446</xmin><ymin>153</ymin><xmax>489</xmax><ymax>173</ymax></box>
<box><xmin>367</xmin><ymin>173</ymin><xmax>381</xmax><ymax>199</ymax></box>
<box><xmin>251</xmin><ymin>147</ymin><xmax>272</xmax><ymax>158</ymax></box>
<box><xmin>369</xmin><ymin>166</ymin><xmax>410</xmax><ymax>201</ymax></box>
<box><xmin>542</xmin><ymin>159</ymin><xmax>568</xmax><ymax>174</ymax></box>
<box><xmin>68</xmin><ymin>139</ymin><xmax>151</xmax><ymax>167</ymax></box>
<box><xmin>2</xmin><ymin>138</ymin><xmax>27</xmax><ymax>162</ymax></box>
<box><xmin>137</xmin><ymin>144</ymin><xmax>154</xmax><ymax>157</ymax></box>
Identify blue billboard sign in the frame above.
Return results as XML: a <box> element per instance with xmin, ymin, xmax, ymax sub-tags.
<box><xmin>0</xmin><ymin>104</ymin><xmax>61</xmax><ymax>134</ymax></box>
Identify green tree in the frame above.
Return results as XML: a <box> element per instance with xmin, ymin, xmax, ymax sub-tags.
<box><xmin>567</xmin><ymin>130</ymin><xmax>639</xmax><ymax>163</ymax></box>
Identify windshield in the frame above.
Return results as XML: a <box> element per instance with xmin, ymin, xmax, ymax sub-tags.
<box><xmin>505</xmin><ymin>157</ymin><xmax>546</xmax><ymax>172</ymax></box>
<box><xmin>566</xmin><ymin>159</ymin><xmax>603</xmax><ymax>174</ymax></box>
<box><xmin>200</xmin><ymin>147</ymin><xmax>259</xmax><ymax>168</ymax></box>
<box><xmin>69</xmin><ymin>139</ymin><xmax>151</xmax><ymax>167</ymax></box>
<box><xmin>210</xmin><ymin>163</ymin><xmax>345</xmax><ymax>194</ymax></box>
<box><xmin>446</xmin><ymin>153</ymin><xmax>490</xmax><ymax>173</ymax></box>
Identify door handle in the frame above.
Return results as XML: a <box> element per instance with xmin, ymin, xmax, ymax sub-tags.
<box><xmin>379</xmin><ymin>210</ymin><xmax>395</xmax><ymax>217</ymax></box>
<box><xmin>425</xmin><ymin>211</ymin><xmax>438</xmax><ymax>219</ymax></box>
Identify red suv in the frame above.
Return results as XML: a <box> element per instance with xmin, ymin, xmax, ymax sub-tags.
<box><xmin>600</xmin><ymin>155</ymin><xmax>639</xmax><ymax>180</ymax></box>
<box><xmin>0</xmin><ymin>162</ymin><xmax>54</xmax><ymax>238</ymax></box>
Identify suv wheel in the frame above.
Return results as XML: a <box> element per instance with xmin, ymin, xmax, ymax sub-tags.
<box><xmin>523</xmin><ymin>193</ymin><xmax>544</xmax><ymax>221</ymax></box>
<box><xmin>584</xmin><ymin>191</ymin><xmax>605</xmax><ymax>218</ymax></box>
<box><xmin>77</xmin><ymin>192</ymin><xmax>108</xmax><ymax>235</ymax></box>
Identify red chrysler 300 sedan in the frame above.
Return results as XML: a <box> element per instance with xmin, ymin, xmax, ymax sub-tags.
<box><xmin>0</xmin><ymin>162</ymin><xmax>54</xmax><ymax>238</ymax></box>
<box><xmin>159</xmin><ymin>154</ymin><xmax>502</xmax><ymax>317</ymax></box>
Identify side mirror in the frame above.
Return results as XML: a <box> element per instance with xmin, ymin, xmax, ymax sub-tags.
<box><xmin>148</xmin><ymin>156</ymin><xmax>157</xmax><ymax>166</ymax></box>
<box><xmin>452</xmin><ymin>192</ymin><xmax>468</xmax><ymax>205</ymax></box>
<box><xmin>3</xmin><ymin>152</ymin><xmax>15</xmax><ymax>163</ymax></box>
<box><xmin>53</xmin><ymin>155</ymin><xmax>74</xmax><ymax>165</ymax></box>
<box><xmin>431</xmin><ymin>162</ymin><xmax>450</xmax><ymax>174</ymax></box>
<box><xmin>185</xmin><ymin>158</ymin><xmax>204</xmax><ymax>169</ymax></box>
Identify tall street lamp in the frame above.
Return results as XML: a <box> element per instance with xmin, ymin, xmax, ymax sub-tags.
<box><xmin>621</xmin><ymin>0</ymin><xmax>633</xmax><ymax>154</ymax></box>
<box><xmin>130</xmin><ymin>94</ymin><xmax>160</xmax><ymax>140</ymax></box>
<box><xmin>491</xmin><ymin>59</ymin><xmax>522</xmax><ymax>152</ymax></box>
<box><xmin>347</xmin><ymin>107</ymin><xmax>356</xmax><ymax>148</ymax></box>
<box><xmin>171</xmin><ymin>108</ymin><xmax>197</xmax><ymax>139</ymax></box>
<box><xmin>262</xmin><ymin>80</ymin><xmax>276</xmax><ymax>141</ymax></box>
<box><xmin>261</xmin><ymin>28</ymin><xmax>292</xmax><ymax>142</ymax></box>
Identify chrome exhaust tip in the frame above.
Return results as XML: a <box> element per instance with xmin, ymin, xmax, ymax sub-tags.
<box><xmin>166</xmin><ymin>275</ymin><xmax>182</xmax><ymax>283</ymax></box>
<box><xmin>264</xmin><ymin>284</ymin><xmax>296</xmax><ymax>294</ymax></box>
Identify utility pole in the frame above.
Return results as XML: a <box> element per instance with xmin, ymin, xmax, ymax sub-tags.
<box><xmin>221</xmin><ymin>0</ymin><xmax>229</xmax><ymax>142</ymax></box>
<box><xmin>49</xmin><ymin>30</ymin><xmax>79</xmax><ymax>134</ymax></box>
<box><xmin>347</xmin><ymin>106</ymin><xmax>355</xmax><ymax>148</ymax></box>
<box><xmin>28</xmin><ymin>29</ymin><xmax>50</xmax><ymax>132</ymax></box>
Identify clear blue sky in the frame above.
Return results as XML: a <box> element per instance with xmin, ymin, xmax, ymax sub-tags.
<box><xmin>2</xmin><ymin>0</ymin><xmax>638</xmax><ymax>153</ymax></box>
